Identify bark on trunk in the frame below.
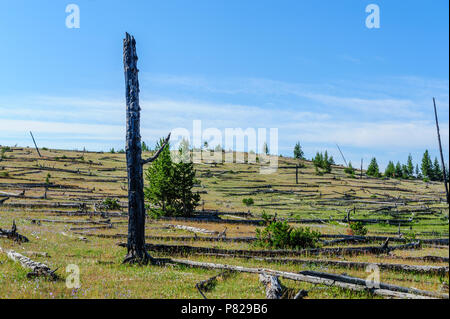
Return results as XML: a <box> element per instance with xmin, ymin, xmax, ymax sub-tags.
<box><xmin>123</xmin><ymin>32</ymin><xmax>151</xmax><ymax>264</ymax></box>
<box><xmin>122</xmin><ymin>33</ymin><xmax>170</xmax><ymax>264</ymax></box>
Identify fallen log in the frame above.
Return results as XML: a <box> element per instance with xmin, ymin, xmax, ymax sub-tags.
<box><xmin>259</xmin><ymin>274</ymin><xmax>284</xmax><ymax>299</ymax></box>
<box><xmin>299</xmin><ymin>270</ymin><xmax>447</xmax><ymax>299</ymax></box>
<box><xmin>0</xmin><ymin>247</ymin><xmax>57</xmax><ymax>280</ymax></box>
<box><xmin>165</xmin><ymin>224</ymin><xmax>219</xmax><ymax>235</ymax></box>
<box><xmin>60</xmin><ymin>231</ymin><xmax>88</xmax><ymax>242</ymax></box>
<box><xmin>0</xmin><ymin>221</ymin><xmax>29</xmax><ymax>242</ymax></box>
<box><xmin>0</xmin><ymin>190</ymin><xmax>24</xmax><ymax>197</ymax></box>
<box><xmin>386</xmin><ymin>255</ymin><xmax>449</xmax><ymax>263</ymax></box>
<box><xmin>164</xmin><ymin>258</ymin><xmax>439</xmax><ymax>299</ymax></box>
<box><xmin>196</xmin><ymin>270</ymin><xmax>234</xmax><ymax>299</ymax></box>
<box><xmin>3</xmin><ymin>201</ymin><xmax>84</xmax><ymax>209</ymax></box>
<box><xmin>74</xmin><ymin>232</ymin><xmax>255</xmax><ymax>242</ymax></box>
<box><xmin>203</xmin><ymin>254</ymin><xmax>448</xmax><ymax>276</ymax></box>
<box><xmin>27</xmin><ymin>218</ymin><xmax>112</xmax><ymax>225</ymax></box>
<box><xmin>117</xmin><ymin>241</ymin><xmax>421</xmax><ymax>258</ymax></box>
<box><xmin>69</xmin><ymin>225</ymin><xmax>112</xmax><ymax>231</ymax></box>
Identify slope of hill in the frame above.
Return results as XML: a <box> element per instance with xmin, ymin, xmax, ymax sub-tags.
<box><xmin>0</xmin><ymin>147</ymin><xmax>448</xmax><ymax>298</ymax></box>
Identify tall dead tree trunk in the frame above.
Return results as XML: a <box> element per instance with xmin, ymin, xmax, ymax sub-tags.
<box><xmin>432</xmin><ymin>98</ymin><xmax>449</xmax><ymax>207</ymax></box>
<box><xmin>123</xmin><ymin>33</ymin><xmax>170</xmax><ymax>264</ymax></box>
<box><xmin>30</xmin><ymin>131</ymin><xmax>42</xmax><ymax>157</ymax></box>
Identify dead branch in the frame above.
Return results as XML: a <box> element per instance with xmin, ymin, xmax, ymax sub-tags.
<box><xmin>0</xmin><ymin>221</ymin><xmax>29</xmax><ymax>242</ymax></box>
<box><xmin>141</xmin><ymin>133</ymin><xmax>171</xmax><ymax>165</ymax></box>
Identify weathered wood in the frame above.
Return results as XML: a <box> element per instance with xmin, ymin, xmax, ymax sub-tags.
<box><xmin>0</xmin><ymin>190</ymin><xmax>24</xmax><ymax>197</ymax></box>
<box><xmin>299</xmin><ymin>270</ymin><xmax>447</xmax><ymax>299</ymax></box>
<box><xmin>123</xmin><ymin>32</ymin><xmax>146</xmax><ymax>264</ymax></box>
<box><xmin>433</xmin><ymin>97</ymin><xmax>450</xmax><ymax>206</ymax></box>
<box><xmin>29</xmin><ymin>131</ymin><xmax>42</xmax><ymax>157</ymax></box>
<box><xmin>73</xmin><ymin>232</ymin><xmax>255</xmax><ymax>242</ymax></box>
<box><xmin>117</xmin><ymin>241</ymin><xmax>421</xmax><ymax>258</ymax></box>
<box><xmin>164</xmin><ymin>224</ymin><xmax>219</xmax><ymax>235</ymax></box>
<box><xmin>259</xmin><ymin>274</ymin><xmax>284</xmax><ymax>299</ymax></box>
<box><xmin>123</xmin><ymin>33</ymin><xmax>170</xmax><ymax>264</ymax></box>
<box><xmin>60</xmin><ymin>231</ymin><xmax>87</xmax><ymax>242</ymax></box>
<box><xmin>195</xmin><ymin>270</ymin><xmax>234</xmax><ymax>299</ymax></box>
<box><xmin>69</xmin><ymin>225</ymin><xmax>112</xmax><ymax>231</ymax></box>
<box><xmin>0</xmin><ymin>221</ymin><xmax>29</xmax><ymax>242</ymax></box>
<box><xmin>206</xmin><ymin>254</ymin><xmax>448</xmax><ymax>276</ymax></box>
<box><xmin>0</xmin><ymin>247</ymin><xmax>57</xmax><ymax>280</ymax></box>
<box><xmin>165</xmin><ymin>258</ymin><xmax>439</xmax><ymax>299</ymax></box>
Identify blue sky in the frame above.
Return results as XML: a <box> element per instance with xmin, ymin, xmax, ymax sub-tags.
<box><xmin>0</xmin><ymin>0</ymin><xmax>448</xmax><ymax>170</ymax></box>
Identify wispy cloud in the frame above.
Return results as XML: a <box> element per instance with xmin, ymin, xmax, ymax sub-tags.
<box><xmin>0</xmin><ymin>73</ymin><xmax>448</xmax><ymax>167</ymax></box>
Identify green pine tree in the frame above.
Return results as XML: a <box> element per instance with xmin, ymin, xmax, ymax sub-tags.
<box><xmin>293</xmin><ymin>142</ymin><xmax>304</xmax><ymax>159</ymax></box>
<box><xmin>394</xmin><ymin>161</ymin><xmax>402</xmax><ymax>178</ymax></box>
<box><xmin>263</xmin><ymin>142</ymin><xmax>269</xmax><ymax>155</ymax></box>
<box><xmin>145</xmin><ymin>138</ymin><xmax>200</xmax><ymax>217</ymax></box>
<box><xmin>145</xmin><ymin>138</ymin><xmax>176</xmax><ymax>216</ymax></box>
<box><xmin>415</xmin><ymin>164</ymin><xmax>421</xmax><ymax>179</ymax></box>
<box><xmin>432</xmin><ymin>157</ymin><xmax>443</xmax><ymax>181</ymax></box>
<box><xmin>367</xmin><ymin>157</ymin><xmax>380</xmax><ymax>177</ymax></box>
<box><xmin>172</xmin><ymin>150</ymin><xmax>200</xmax><ymax>216</ymax></box>
<box><xmin>406</xmin><ymin>154</ymin><xmax>414</xmax><ymax>177</ymax></box>
<box><xmin>421</xmin><ymin>150</ymin><xmax>433</xmax><ymax>180</ymax></box>
<box><xmin>384</xmin><ymin>161</ymin><xmax>395</xmax><ymax>178</ymax></box>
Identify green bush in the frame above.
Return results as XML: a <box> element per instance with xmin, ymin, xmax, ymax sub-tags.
<box><xmin>242</xmin><ymin>198</ymin><xmax>254</xmax><ymax>207</ymax></box>
<box><xmin>101</xmin><ymin>198</ymin><xmax>121</xmax><ymax>210</ymax></box>
<box><xmin>348</xmin><ymin>221</ymin><xmax>368</xmax><ymax>236</ymax></box>
<box><xmin>403</xmin><ymin>231</ymin><xmax>417</xmax><ymax>243</ymax></box>
<box><xmin>344</xmin><ymin>162</ymin><xmax>355</xmax><ymax>175</ymax></box>
<box><xmin>255</xmin><ymin>220</ymin><xmax>320</xmax><ymax>249</ymax></box>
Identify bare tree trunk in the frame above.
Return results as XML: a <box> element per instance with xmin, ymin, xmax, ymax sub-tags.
<box><xmin>360</xmin><ymin>158</ymin><xmax>363</xmax><ymax>179</ymax></box>
<box><xmin>29</xmin><ymin>131</ymin><xmax>42</xmax><ymax>157</ymax></box>
<box><xmin>123</xmin><ymin>33</ymin><xmax>151</xmax><ymax>264</ymax></box>
<box><xmin>433</xmin><ymin>98</ymin><xmax>449</xmax><ymax>207</ymax></box>
<box><xmin>122</xmin><ymin>33</ymin><xmax>170</xmax><ymax>264</ymax></box>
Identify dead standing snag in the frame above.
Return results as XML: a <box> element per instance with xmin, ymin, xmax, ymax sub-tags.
<box><xmin>122</xmin><ymin>32</ymin><xmax>170</xmax><ymax>264</ymax></box>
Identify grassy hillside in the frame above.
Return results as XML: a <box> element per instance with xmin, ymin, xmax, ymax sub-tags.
<box><xmin>0</xmin><ymin>146</ymin><xmax>448</xmax><ymax>298</ymax></box>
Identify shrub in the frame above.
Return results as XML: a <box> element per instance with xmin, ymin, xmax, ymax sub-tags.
<box><xmin>101</xmin><ymin>198</ymin><xmax>121</xmax><ymax>210</ymax></box>
<box><xmin>347</xmin><ymin>221</ymin><xmax>368</xmax><ymax>236</ymax></box>
<box><xmin>403</xmin><ymin>231</ymin><xmax>417</xmax><ymax>243</ymax></box>
<box><xmin>313</xmin><ymin>151</ymin><xmax>333</xmax><ymax>174</ymax></box>
<box><xmin>344</xmin><ymin>162</ymin><xmax>355</xmax><ymax>175</ymax></box>
<box><xmin>45</xmin><ymin>173</ymin><xmax>51</xmax><ymax>185</ymax></box>
<box><xmin>260</xmin><ymin>211</ymin><xmax>273</xmax><ymax>225</ymax></box>
<box><xmin>255</xmin><ymin>220</ymin><xmax>320</xmax><ymax>249</ymax></box>
<box><xmin>242</xmin><ymin>198</ymin><xmax>254</xmax><ymax>207</ymax></box>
